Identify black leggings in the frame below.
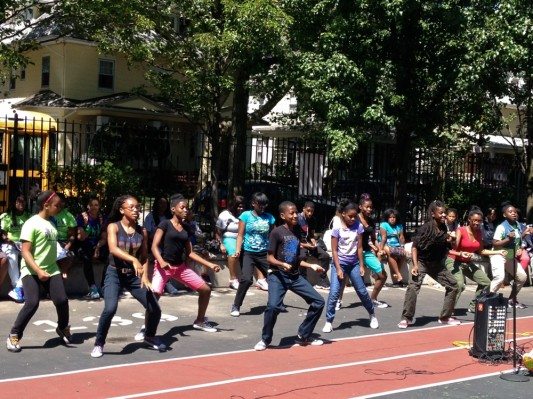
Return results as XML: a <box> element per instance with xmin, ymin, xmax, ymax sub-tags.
<box><xmin>10</xmin><ymin>274</ymin><xmax>69</xmax><ymax>339</ymax></box>
<box><xmin>233</xmin><ymin>251</ymin><xmax>269</xmax><ymax>308</ymax></box>
<box><xmin>77</xmin><ymin>240</ymin><xmax>97</xmax><ymax>287</ymax></box>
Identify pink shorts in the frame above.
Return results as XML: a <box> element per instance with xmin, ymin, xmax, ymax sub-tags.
<box><xmin>152</xmin><ymin>260</ymin><xmax>205</xmax><ymax>294</ymax></box>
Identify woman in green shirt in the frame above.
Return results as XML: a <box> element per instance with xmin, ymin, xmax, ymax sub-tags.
<box><xmin>6</xmin><ymin>190</ymin><xmax>71</xmax><ymax>353</ymax></box>
<box><xmin>0</xmin><ymin>195</ymin><xmax>31</xmax><ymax>303</ymax></box>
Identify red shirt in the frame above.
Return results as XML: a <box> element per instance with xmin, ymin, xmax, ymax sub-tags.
<box><xmin>449</xmin><ymin>226</ymin><xmax>482</xmax><ymax>262</ymax></box>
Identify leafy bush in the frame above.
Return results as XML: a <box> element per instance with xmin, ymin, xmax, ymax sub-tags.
<box><xmin>47</xmin><ymin>160</ymin><xmax>140</xmax><ymax>212</ymax></box>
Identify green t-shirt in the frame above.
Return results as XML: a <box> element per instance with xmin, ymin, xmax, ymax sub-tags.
<box><xmin>54</xmin><ymin>209</ymin><xmax>77</xmax><ymax>241</ymax></box>
<box><xmin>0</xmin><ymin>211</ymin><xmax>31</xmax><ymax>241</ymax></box>
<box><xmin>20</xmin><ymin>215</ymin><xmax>59</xmax><ymax>278</ymax></box>
<box><xmin>493</xmin><ymin>223</ymin><xmax>521</xmax><ymax>260</ymax></box>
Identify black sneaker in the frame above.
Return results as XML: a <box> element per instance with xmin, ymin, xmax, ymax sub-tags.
<box><xmin>295</xmin><ymin>335</ymin><xmax>324</xmax><ymax>347</ymax></box>
<box><xmin>56</xmin><ymin>326</ymin><xmax>73</xmax><ymax>344</ymax></box>
<box><xmin>144</xmin><ymin>336</ymin><xmax>167</xmax><ymax>352</ymax></box>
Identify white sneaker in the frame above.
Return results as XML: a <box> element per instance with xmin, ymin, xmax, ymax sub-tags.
<box><xmin>256</xmin><ymin>278</ymin><xmax>268</xmax><ymax>291</ymax></box>
<box><xmin>438</xmin><ymin>317</ymin><xmax>461</xmax><ymax>326</ymax></box>
<box><xmin>372</xmin><ymin>300</ymin><xmax>390</xmax><ymax>309</ymax></box>
<box><xmin>370</xmin><ymin>315</ymin><xmax>379</xmax><ymax>329</ymax></box>
<box><xmin>91</xmin><ymin>345</ymin><xmax>103</xmax><ymax>358</ymax></box>
<box><xmin>230</xmin><ymin>305</ymin><xmax>240</xmax><ymax>317</ymax></box>
<box><xmin>134</xmin><ymin>326</ymin><xmax>146</xmax><ymax>341</ymax></box>
<box><xmin>254</xmin><ymin>340</ymin><xmax>267</xmax><ymax>351</ymax></box>
<box><xmin>322</xmin><ymin>322</ymin><xmax>333</xmax><ymax>333</ymax></box>
<box><xmin>296</xmin><ymin>336</ymin><xmax>324</xmax><ymax>346</ymax></box>
<box><xmin>229</xmin><ymin>279</ymin><xmax>239</xmax><ymax>290</ymax></box>
<box><xmin>335</xmin><ymin>300</ymin><xmax>342</xmax><ymax>311</ymax></box>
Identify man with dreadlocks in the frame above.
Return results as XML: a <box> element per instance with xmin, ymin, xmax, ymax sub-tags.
<box><xmin>398</xmin><ymin>200</ymin><xmax>460</xmax><ymax>329</ymax></box>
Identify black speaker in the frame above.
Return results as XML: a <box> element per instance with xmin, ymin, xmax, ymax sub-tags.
<box><xmin>470</xmin><ymin>292</ymin><xmax>508</xmax><ymax>358</ymax></box>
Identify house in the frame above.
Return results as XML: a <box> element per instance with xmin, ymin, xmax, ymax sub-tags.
<box><xmin>0</xmin><ymin>6</ymin><xmax>199</xmax><ymax>209</ymax></box>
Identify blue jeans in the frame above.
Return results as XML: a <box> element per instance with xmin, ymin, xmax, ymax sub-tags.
<box><xmin>95</xmin><ymin>266</ymin><xmax>161</xmax><ymax>346</ymax></box>
<box><xmin>262</xmin><ymin>271</ymin><xmax>325</xmax><ymax>344</ymax></box>
<box><xmin>326</xmin><ymin>261</ymin><xmax>374</xmax><ymax>322</ymax></box>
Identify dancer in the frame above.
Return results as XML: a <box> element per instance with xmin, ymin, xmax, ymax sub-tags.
<box><xmin>230</xmin><ymin>192</ymin><xmax>275</xmax><ymax>317</ymax></box>
<box><xmin>378</xmin><ymin>208</ymin><xmax>407</xmax><ymax>287</ymax></box>
<box><xmin>254</xmin><ymin>201</ymin><xmax>325</xmax><ymax>350</ymax></box>
<box><xmin>322</xmin><ymin>200</ymin><xmax>378</xmax><ymax>333</ymax></box>
<box><xmin>216</xmin><ymin>196</ymin><xmax>245</xmax><ymax>290</ymax></box>
<box><xmin>298</xmin><ymin>201</ymin><xmax>331</xmax><ymax>289</ymax></box>
<box><xmin>446</xmin><ymin>208</ymin><xmax>501</xmax><ymax>313</ymax></box>
<box><xmin>358</xmin><ymin>194</ymin><xmax>389</xmax><ymax>308</ymax></box>
<box><xmin>398</xmin><ymin>200</ymin><xmax>460</xmax><ymax>329</ymax></box>
<box><xmin>6</xmin><ymin>190</ymin><xmax>71</xmax><ymax>352</ymax></box>
<box><xmin>489</xmin><ymin>203</ymin><xmax>529</xmax><ymax>308</ymax></box>
<box><xmin>91</xmin><ymin>195</ymin><xmax>165</xmax><ymax>358</ymax></box>
<box><xmin>144</xmin><ymin>195</ymin><xmax>181</xmax><ymax>296</ymax></box>
<box><xmin>150</xmin><ymin>194</ymin><xmax>221</xmax><ymax>332</ymax></box>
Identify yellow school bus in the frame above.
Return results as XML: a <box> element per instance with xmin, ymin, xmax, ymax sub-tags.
<box><xmin>0</xmin><ymin>110</ymin><xmax>56</xmax><ymax>212</ymax></box>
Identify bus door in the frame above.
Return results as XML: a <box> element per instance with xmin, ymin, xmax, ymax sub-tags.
<box><xmin>0</xmin><ymin>111</ymin><xmax>55</xmax><ymax>212</ymax></box>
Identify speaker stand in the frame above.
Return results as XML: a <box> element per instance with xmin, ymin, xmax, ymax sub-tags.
<box><xmin>500</xmin><ymin>251</ymin><xmax>530</xmax><ymax>382</ymax></box>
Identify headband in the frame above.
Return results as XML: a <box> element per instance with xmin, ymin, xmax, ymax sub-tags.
<box><xmin>44</xmin><ymin>192</ymin><xmax>56</xmax><ymax>205</ymax></box>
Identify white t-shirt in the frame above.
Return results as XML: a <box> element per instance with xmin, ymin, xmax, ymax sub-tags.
<box><xmin>216</xmin><ymin>210</ymin><xmax>240</xmax><ymax>239</ymax></box>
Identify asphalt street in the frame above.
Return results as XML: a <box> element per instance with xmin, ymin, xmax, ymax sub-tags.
<box><xmin>1</xmin><ymin>282</ymin><xmax>532</xmax><ymax>398</ymax></box>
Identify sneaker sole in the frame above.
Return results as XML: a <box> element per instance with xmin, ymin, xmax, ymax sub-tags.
<box><xmin>193</xmin><ymin>325</ymin><xmax>217</xmax><ymax>333</ymax></box>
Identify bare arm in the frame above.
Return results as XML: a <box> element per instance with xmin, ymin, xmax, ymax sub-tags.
<box><xmin>234</xmin><ymin>221</ymin><xmax>245</xmax><ymax>257</ymax></box>
<box><xmin>331</xmin><ymin>236</ymin><xmax>343</xmax><ymax>280</ymax></box>
<box><xmin>187</xmin><ymin>241</ymin><xmax>220</xmax><ymax>272</ymax></box>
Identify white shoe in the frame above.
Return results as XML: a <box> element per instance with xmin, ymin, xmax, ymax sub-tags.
<box><xmin>370</xmin><ymin>315</ymin><xmax>379</xmax><ymax>329</ymax></box>
<box><xmin>91</xmin><ymin>345</ymin><xmax>103</xmax><ymax>358</ymax></box>
<box><xmin>134</xmin><ymin>326</ymin><xmax>146</xmax><ymax>341</ymax></box>
<box><xmin>230</xmin><ymin>305</ymin><xmax>240</xmax><ymax>317</ymax></box>
<box><xmin>256</xmin><ymin>278</ymin><xmax>268</xmax><ymax>291</ymax></box>
<box><xmin>335</xmin><ymin>300</ymin><xmax>342</xmax><ymax>311</ymax></box>
<box><xmin>372</xmin><ymin>300</ymin><xmax>390</xmax><ymax>309</ymax></box>
<box><xmin>438</xmin><ymin>317</ymin><xmax>461</xmax><ymax>326</ymax></box>
<box><xmin>229</xmin><ymin>279</ymin><xmax>239</xmax><ymax>290</ymax></box>
<box><xmin>322</xmin><ymin>322</ymin><xmax>333</xmax><ymax>333</ymax></box>
<box><xmin>254</xmin><ymin>340</ymin><xmax>267</xmax><ymax>351</ymax></box>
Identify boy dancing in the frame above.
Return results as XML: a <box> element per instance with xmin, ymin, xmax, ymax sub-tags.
<box><xmin>254</xmin><ymin>201</ymin><xmax>325</xmax><ymax>351</ymax></box>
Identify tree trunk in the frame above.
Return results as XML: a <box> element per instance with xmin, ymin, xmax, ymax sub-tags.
<box><xmin>393</xmin><ymin>125</ymin><xmax>411</xmax><ymax>221</ymax></box>
<box><xmin>228</xmin><ymin>69</ymin><xmax>249</xmax><ymax>199</ymax></box>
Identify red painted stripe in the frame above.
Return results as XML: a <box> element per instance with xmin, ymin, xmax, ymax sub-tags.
<box><xmin>2</xmin><ymin>318</ymin><xmax>532</xmax><ymax>398</ymax></box>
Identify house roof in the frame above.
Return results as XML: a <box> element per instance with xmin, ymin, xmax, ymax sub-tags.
<box><xmin>14</xmin><ymin>90</ymin><xmax>179</xmax><ymax>114</ymax></box>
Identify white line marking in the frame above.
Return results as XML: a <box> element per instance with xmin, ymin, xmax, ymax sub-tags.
<box><xmin>110</xmin><ymin>336</ymin><xmax>533</xmax><ymax>399</ymax></box>
<box><xmin>109</xmin><ymin>346</ymin><xmax>465</xmax><ymax>399</ymax></box>
<box><xmin>1</xmin><ymin>315</ymin><xmax>531</xmax><ymax>386</ymax></box>
<box><xmin>350</xmin><ymin>369</ymin><xmax>514</xmax><ymax>398</ymax></box>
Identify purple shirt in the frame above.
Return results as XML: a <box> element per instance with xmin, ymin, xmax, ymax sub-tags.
<box><xmin>331</xmin><ymin>220</ymin><xmax>364</xmax><ymax>264</ymax></box>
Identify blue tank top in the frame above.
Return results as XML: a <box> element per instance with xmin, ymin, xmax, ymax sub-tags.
<box><xmin>108</xmin><ymin>222</ymin><xmax>144</xmax><ymax>269</ymax></box>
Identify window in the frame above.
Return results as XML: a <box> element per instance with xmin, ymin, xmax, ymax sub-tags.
<box><xmin>41</xmin><ymin>56</ymin><xmax>50</xmax><ymax>87</ymax></box>
<box><xmin>9</xmin><ymin>74</ymin><xmax>15</xmax><ymax>90</ymax></box>
<box><xmin>20</xmin><ymin>68</ymin><xmax>26</xmax><ymax>80</ymax></box>
<box><xmin>98</xmin><ymin>60</ymin><xmax>114</xmax><ymax>89</ymax></box>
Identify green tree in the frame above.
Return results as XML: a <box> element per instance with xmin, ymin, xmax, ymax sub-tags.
<box><xmin>61</xmin><ymin>0</ymin><xmax>292</xmax><ymax>226</ymax></box>
<box><xmin>287</xmin><ymin>1</ymin><xmax>504</xmax><ymax>214</ymax></box>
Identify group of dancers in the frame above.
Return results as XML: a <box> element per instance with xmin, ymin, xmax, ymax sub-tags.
<box><xmin>4</xmin><ymin>190</ymin><xmax>530</xmax><ymax>355</ymax></box>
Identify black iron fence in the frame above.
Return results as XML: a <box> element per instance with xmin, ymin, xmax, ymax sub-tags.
<box><xmin>0</xmin><ymin>114</ymin><xmax>527</xmax><ymax>232</ymax></box>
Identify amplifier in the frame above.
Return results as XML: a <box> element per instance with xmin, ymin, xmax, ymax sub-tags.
<box><xmin>470</xmin><ymin>292</ymin><xmax>508</xmax><ymax>358</ymax></box>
